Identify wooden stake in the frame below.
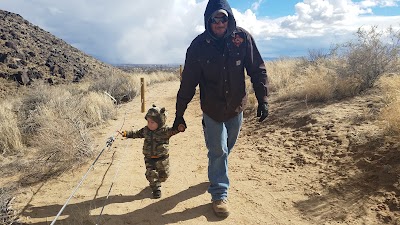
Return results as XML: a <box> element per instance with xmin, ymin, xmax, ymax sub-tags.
<box><xmin>141</xmin><ymin>77</ymin><xmax>145</xmax><ymax>113</ymax></box>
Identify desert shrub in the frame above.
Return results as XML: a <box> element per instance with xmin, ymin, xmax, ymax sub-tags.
<box><xmin>379</xmin><ymin>74</ymin><xmax>400</xmax><ymax>136</ymax></box>
<box><xmin>16</xmin><ymin>84</ymin><xmax>55</xmax><ymax>138</ymax></box>
<box><xmin>267</xmin><ymin>26</ymin><xmax>400</xmax><ymax>101</ymax></box>
<box><xmin>142</xmin><ymin>71</ymin><xmax>180</xmax><ymax>85</ymax></box>
<box><xmin>306</xmin><ymin>48</ymin><xmax>331</xmax><ymax>63</ymax></box>
<box><xmin>265</xmin><ymin>58</ymin><xmax>300</xmax><ymax>93</ymax></box>
<box><xmin>13</xmin><ymin>84</ymin><xmax>118</xmax><ymax>184</ymax></box>
<box><xmin>336</xmin><ymin>26</ymin><xmax>400</xmax><ymax>92</ymax></box>
<box><xmin>296</xmin><ymin>26</ymin><xmax>400</xmax><ymax>99</ymax></box>
<box><xmin>23</xmin><ymin>89</ymin><xmax>116</xmax><ymax>155</ymax></box>
<box><xmin>269</xmin><ymin>59</ymin><xmax>337</xmax><ymax>102</ymax></box>
<box><xmin>381</xmin><ymin>99</ymin><xmax>400</xmax><ymax>135</ymax></box>
<box><xmin>244</xmin><ymin>78</ymin><xmax>257</xmax><ymax>115</ymax></box>
<box><xmin>0</xmin><ymin>78</ymin><xmax>18</xmax><ymax>100</ymax></box>
<box><xmin>16</xmin><ymin>86</ymin><xmax>92</xmax><ymax>155</ymax></box>
<box><xmin>6</xmin><ymin>81</ymin><xmax>120</xmax><ymax>186</ymax></box>
<box><xmin>0</xmin><ymin>187</ymin><xmax>18</xmax><ymax>225</ymax></box>
<box><xmin>0</xmin><ymin>101</ymin><xmax>22</xmax><ymax>155</ymax></box>
<box><xmin>294</xmin><ymin>65</ymin><xmax>335</xmax><ymax>102</ymax></box>
<box><xmin>75</xmin><ymin>92</ymin><xmax>117</xmax><ymax>128</ymax></box>
<box><xmin>33</xmin><ymin>104</ymin><xmax>93</xmax><ymax>160</ymax></box>
<box><xmin>89</xmin><ymin>72</ymin><xmax>140</xmax><ymax>104</ymax></box>
<box><xmin>15</xmin><ymin>89</ymin><xmax>93</xmax><ymax>185</ymax></box>
<box><xmin>335</xmin><ymin>75</ymin><xmax>363</xmax><ymax>99</ymax></box>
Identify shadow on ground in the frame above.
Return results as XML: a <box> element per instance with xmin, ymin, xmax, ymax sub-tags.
<box><xmin>19</xmin><ymin>182</ymin><xmax>224</xmax><ymax>225</ymax></box>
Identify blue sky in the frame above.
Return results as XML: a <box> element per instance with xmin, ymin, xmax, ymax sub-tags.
<box><xmin>231</xmin><ymin>0</ymin><xmax>300</xmax><ymax>18</ymax></box>
<box><xmin>1</xmin><ymin>0</ymin><xmax>400</xmax><ymax>64</ymax></box>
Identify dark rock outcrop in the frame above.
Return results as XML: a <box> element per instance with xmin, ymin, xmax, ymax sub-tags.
<box><xmin>0</xmin><ymin>9</ymin><xmax>121</xmax><ymax>88</ymax></box>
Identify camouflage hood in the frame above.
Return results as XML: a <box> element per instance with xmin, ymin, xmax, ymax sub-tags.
<box><xmin>145</xmin><ymin>105</ymin><xmax>166</xmax><ymax>128</ymax></box>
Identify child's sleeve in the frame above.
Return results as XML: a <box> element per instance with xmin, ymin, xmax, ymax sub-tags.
<box><xmin>125</xmin><ymin>127</ymin><xmax>145</xmax><ymax>138</ymax></box>
<box><xmin>166</xmin><ymin>126</ymin><xmax>181</xmax><ymax>137</ymax></box>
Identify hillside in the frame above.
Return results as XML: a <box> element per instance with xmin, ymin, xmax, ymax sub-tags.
<box><xmin>0</xmin><ymin>10</ymin><xmax>121</xmax><ymax>96</ymax></box>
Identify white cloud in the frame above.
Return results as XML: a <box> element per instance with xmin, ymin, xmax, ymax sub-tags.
<box><xmin>269</xmin><ymin>0</ymin><xmax>400</xmax><ymax>40</ymax></box>
<box><xmin>359</xmin><ymin>0</ymin><xmax>400</xmax><ymax>7</ymax></box>
<box><xmin>0</xmin><ymin>0</ymin><xmax>399</xmax><ymax>63</ymax></box>
<box><xmin>251</xmin><ymin>0</ymin><xmax>263</xmax><ymax>11</ymax></box>
<box><xmin>280</xmin><ymin>0</ymin><xmax>368</xmax><ymax>33</ymax></box>
<box><xmin>1</xmin><ymin>0</ymin><xmax>207</xmax><ymax>64</ymax></box>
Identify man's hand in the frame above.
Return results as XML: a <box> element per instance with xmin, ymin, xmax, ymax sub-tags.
<box><xmin>173</xmin><ymin>116</ymin><xmax>187</xmax><ymax>130</ymax></box>
<box><xmin>257</xmin><ymin>102</ymin><xmax>269</xmax><ymax>122</ymax></box>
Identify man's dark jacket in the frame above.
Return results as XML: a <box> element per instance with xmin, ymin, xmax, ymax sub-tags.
<box><xmin>176</xmin><ymin>0</ymin><xmax>268</xmax><ymax>122</ymax></box>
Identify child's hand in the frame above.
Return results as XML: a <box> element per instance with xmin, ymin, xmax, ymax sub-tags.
<box><xmin>117</xmin><ymin>130</ymin><xmax>127</xmax><ymax>137</ymax></box>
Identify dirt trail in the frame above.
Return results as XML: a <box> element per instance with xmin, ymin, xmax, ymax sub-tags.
<box><xmin>13</xmin><ymin>80</ymin><xmax>399</xmax><ymax>225</ymax></box>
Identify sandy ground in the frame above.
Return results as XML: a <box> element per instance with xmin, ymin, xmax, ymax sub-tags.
<box><xmin>10</xmin><ymin>80</ymin><xmax>400</xmax><ymax>225</ymax></box>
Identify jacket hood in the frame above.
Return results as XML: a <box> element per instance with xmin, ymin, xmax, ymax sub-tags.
<box><xmin>145</xmin><ymin>105</ymin><xmax>166</xmax><ymax>128</ymax></box>
<box><xmin>204</xmin><ymin>0</ymin><xmax>236</xmax><ymax>39</ymax></box>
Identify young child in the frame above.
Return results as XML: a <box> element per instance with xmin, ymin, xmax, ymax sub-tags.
<box><xmin>120</xmin><ymin>105</ymin><xmax>184</xmax><ymax>198</ymax></box>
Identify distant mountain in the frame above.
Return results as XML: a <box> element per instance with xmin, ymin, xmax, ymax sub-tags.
<box><xmin>115</xmin><ymin>64</ymin><xmax>180</xmax><ymax>74</ymax></box>
<box><xmin>0</xmin><ymin>9</ymin><xmax>121</xmax><ymax>87</ymax></box>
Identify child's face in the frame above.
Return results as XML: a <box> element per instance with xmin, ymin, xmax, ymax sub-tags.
<box><xmin>147</xmin><ymin>117</ymin><xmax>158</xmax><ymax>131</ymax></box>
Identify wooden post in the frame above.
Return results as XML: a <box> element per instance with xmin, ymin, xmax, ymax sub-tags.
<box><xmin>179</xmin><ymin>65</ymin><xmax>182</xmax><ymax>81</ymax></box>
<box><xmin>141</xmin><ymin>77</ymin><xmax>145</xmax><ymax>113</ymax></box>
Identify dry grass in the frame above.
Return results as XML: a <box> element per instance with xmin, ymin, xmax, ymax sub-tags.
<box><xmin>0</xmin><ymin>100</ymin><xmax>22</xmax><ymax>155</ymax></box>
<box><xmin>139</xmin><ymin>71</ymin><xmax>180</xmax><ymax>85</ymax></box>
<box><xmin>89</xmin><ymin>71</ymin><xmax>140</xmax><ymax>103</ymax></box>
<box><xmin>244</xmin><ymin>78</ymin><xmax>257</xmax><ymax>116</ymax></box>
<box><xmin>75</xmin><ymin>92</ymin><xmax>117</xmax><ymax>128</ymax></box>
<box><xmin>0</xmin><ymin>78</ymin><xmax>19</xmax><ymax>100</ymax></box>
<box><xmin>0</xmin><ymin>187</ymin><xmax>18</xmax><ymax>225</ymax></box>
<box><xmin>0</xmin><ymin>70</ymin><xmax>180</xmax><ymax>188</ymax></box>
<box><xmin>266</xmin><ymin>58</ymin><xmax>300</xmax><ymax>93</ymax></box>
<box><xmin>19</xmin><ymin>88</ymin><xmax>115</xmax><ymax>168</ymax></box>
<box><xmin>288</xmin><ymin>64</ymin><xmax>336</xmax><ymax>102</ymax></box>
<box><xmin>378</xmin><ymin>74</ymin><xmax>400</xmax><ymax>136</ymax></box>
<box><xmin>266</xmin><ymin>59</ymin><xmax>338</xmax><ymax>102</ymax></box>
<box><xmin>0</xmin><ymin>69</ymin><xmax>181</xmax><ymax>223</ymax></box>
<box><xmin>12</xmin><ymin>85</ymin><xmax>100</xmax><ymax>185</ymax></box>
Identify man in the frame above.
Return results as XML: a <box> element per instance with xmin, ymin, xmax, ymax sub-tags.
<box><xmin>173</xmin><ymin>0</ymin><xmax>269</xmax><ymax>218</ymax></box>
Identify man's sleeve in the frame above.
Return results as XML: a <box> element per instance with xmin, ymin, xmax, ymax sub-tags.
<box><xmin>176</xmin><ymin>43</ymin><xmax>202</xmax><ymax>117</ymax></box>
<box><xmin>244</xmin><ymin>31</ymin><xmax>269</xmax><ymax>104</ymax></box>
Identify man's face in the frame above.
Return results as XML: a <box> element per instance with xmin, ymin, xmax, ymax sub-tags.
<box><xmin>211</xmin><ymin>12</ymin><xmax>228</xmax><ymax>38</ymax></box>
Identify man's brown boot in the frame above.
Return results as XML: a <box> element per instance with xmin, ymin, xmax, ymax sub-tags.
<box><xmin>212</xmin><ymin>199</ymin><xmax>229</xmax><ymax>218</ymax></box>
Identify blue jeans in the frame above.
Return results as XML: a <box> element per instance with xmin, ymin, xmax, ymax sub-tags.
<box><xmin>202</xmin><ymin>112</ymin><xmax>243</xmax><ymax>201</ymax></box>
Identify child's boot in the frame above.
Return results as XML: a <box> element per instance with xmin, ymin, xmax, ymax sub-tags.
<box><xmin>152</xmin><ymin>187</ymin><xmax>161</xmax><ymax>199</ymax></box>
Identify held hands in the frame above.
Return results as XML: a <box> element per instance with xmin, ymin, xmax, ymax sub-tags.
<box><xmin>257</xmin><ymin>102</ymin><xmax>269</xmax><ymax>122</ymax></box>
<box><xmin>173</xmin><ymin>116</ymin><xmax>187</xmax><ymax>132</ymax></box>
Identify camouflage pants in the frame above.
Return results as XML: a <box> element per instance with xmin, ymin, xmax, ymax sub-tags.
<box><xmin>144</xmin><ymin>156</ymin><xmax>170</xmax><ymax>190</ymax></box>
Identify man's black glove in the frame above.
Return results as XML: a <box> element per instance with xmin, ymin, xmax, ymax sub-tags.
<box><xmin>257</xmin><ymin>102</ymin><xmax>269</xmax><ymax>122</ymax></box>
<box><xmin>173</xmin><ymin>116</ymin><xmax>187</xmax><ymax>130</ymax></box>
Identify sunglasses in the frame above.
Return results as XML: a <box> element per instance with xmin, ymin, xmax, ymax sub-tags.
<box><xmin>211</xmin><ymin>15</ymin><xmax>228</xmax><ymax>24</ymax></box>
